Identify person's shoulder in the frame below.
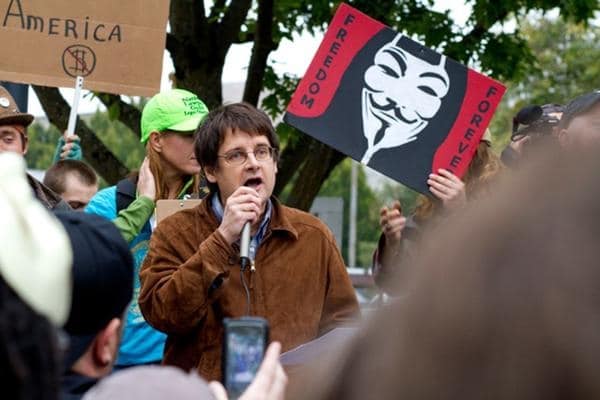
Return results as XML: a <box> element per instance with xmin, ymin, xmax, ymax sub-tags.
<box><xmin>85</xmin><ymin>185</ymin><xmax>117</xmax><ymax>216</ymax></box>
<box><xmin>279</xmin><ymin>204</ymin><xmax>334</xmax><ymax>240</ymax></box>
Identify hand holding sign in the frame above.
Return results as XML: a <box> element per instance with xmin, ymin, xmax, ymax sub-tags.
<box><xmin>427</xmin><ymin>169</ymin><xmax>466</xmax><ymax>211</ymax></box>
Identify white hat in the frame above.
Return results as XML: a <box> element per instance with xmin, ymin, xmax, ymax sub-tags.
<box><xmin>0</xmin><ymin>153</ymin><xmax>72</xmax><ymax>326</ymax></box>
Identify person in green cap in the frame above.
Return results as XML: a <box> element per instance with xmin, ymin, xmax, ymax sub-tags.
<box><xmin>85</xmin><ymin>88</ymin><xmax>209</xmax><ymax>368</ymax></box>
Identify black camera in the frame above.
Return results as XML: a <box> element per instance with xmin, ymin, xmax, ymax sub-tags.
<box><xmin>511</xmin><ymin>103</ymin><xmax>563</xmax><ymax>142</ymax></box>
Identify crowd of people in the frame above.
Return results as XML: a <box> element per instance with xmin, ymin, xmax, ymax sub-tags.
<box><xmin>0</xmin><ymin>77</ymin><xmax>599</xmax><ymax>400</ymax></box>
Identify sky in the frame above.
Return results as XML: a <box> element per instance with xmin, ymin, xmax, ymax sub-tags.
<box><xmin>26</xmin><ymin>0</ymin><xmax>471</xmax><ymax>117</ymax></box>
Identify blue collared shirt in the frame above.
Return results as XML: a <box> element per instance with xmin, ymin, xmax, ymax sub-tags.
<box><xmin>211</xmin><ymin>193</ymin><xmax>272</xmax><ymax>261</ymax></box>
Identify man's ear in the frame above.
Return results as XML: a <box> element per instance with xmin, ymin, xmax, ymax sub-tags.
<box><xmin>148</xmin><ymin>131</ymin><xmax>162</xmax><ymax>153</ymax></box>
<box><xmin>92</xmin><ymin>318</ymin><xmax>121</xmax><ymax>367</ymax></box>
<box><xmin>204</xmin><ymin>166</ymin><xmax>218</xmax><ymax>184</ymax></box>
<box><xmin>558</xmin><ymin>127</ymin><xmax>569</xmax><ymax>148</ymax></box>
<box><xmin>22</xmin><ymin>134</ymin><xmax>28</xmax><ymax>155</ymax></box>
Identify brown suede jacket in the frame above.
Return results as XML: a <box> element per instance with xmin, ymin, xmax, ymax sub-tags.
<box><xmin>139</xmin><ymin>198</ymin><xmax>359</xmax><ymax>381</ymax></box>
<box><xmin>27</xmin><ymin>174</ymin><xmax>70</xmax><ymax>211</ymax></box>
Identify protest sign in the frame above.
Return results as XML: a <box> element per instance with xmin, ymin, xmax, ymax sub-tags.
<box><xmin>0</xmin><ymin>0</ymin><xmax>169</xmax><ymax>96</ymax></box>
<box><xmin>284</xmin><ymin>3</ymin><xmax>506</xmax><ymax>194</ymax></box>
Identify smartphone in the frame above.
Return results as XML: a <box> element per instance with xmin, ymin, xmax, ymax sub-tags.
<box><xmin>222</xmin><ymin>317</ymin><xmax>269</xmax><ymax>399</ymax></box>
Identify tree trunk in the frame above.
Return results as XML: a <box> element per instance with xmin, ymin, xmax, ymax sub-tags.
<box><xmin>243</xmin><ymin>0</ymin><xmax>276</xmax><ymax>106</ymax></box>
<box><xmin>168</xmin><ymin>0</ymin><xmax>253</xmax><ymax>109</ymax></box>
<box><xmin>33</xmin><ymin>85</ymin><xmax>128</xmax><ymax>184</ymax></box>
<box><xmin>273</xmin><ymin>130</ymin><xmax>314</xmax><ymax>197</ymax></box>
<box><xmin>285</xmin><ymin>143</ymin><xmax>346</xmax><ymax>211</ymax></box>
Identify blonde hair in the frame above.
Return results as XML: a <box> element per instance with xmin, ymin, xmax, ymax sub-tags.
<box><xmin>146</xmin><ymin>143</ymin><xmax>201</xmax><ymax>200</ymax></box>
<box><xmin>413</xmin><ymin>141</ymin><xmax>503</xmax><ymax>221</ymax></box>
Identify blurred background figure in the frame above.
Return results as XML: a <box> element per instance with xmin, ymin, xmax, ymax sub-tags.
<box><xmin>373</xmin><ymin>134</ymin><xmax>503</xmax><ymax>293</ymax></box>
<box><xmin>293</xmin><ymin>145</ymin><xmax>600</xmax><ymax>400</ymax></box>
<box><xmin>0</xmin><ymin>152</ymin><xmax>72</xmax><ymax>400</ymax></box>
<box><xmin>502</xmin><ymin>103</ymin><xmax>563</xmax><ymax>167</ymax></box>
<box><xmin>44</xmin><ymin>160</ymin><xmax>99</xmax><ymax>211</ymax></box>
<box><xmin>559</xmin><ymin>90</ymin><xmax>600</xmax><ymax>148</ymax></box>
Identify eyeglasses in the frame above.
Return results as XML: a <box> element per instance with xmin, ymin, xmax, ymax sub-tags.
<box><xmin>218</xmin><ymin>145</ymin><xmax>277</xmax><ymax>165</ymax></box>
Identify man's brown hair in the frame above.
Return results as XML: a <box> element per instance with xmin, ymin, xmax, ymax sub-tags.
<box><xmin>194</xmin><ymin>102</ymin><xmax>279</xmax><ymax>194</ymax></box>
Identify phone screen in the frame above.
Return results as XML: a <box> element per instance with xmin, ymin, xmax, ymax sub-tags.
<box><xmin>225</xmin><ymin>325</ymin><xmax>266</xmax><ymax>397</ymax></box>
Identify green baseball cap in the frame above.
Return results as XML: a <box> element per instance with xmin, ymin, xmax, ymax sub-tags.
<box><xmin>140</xmin><ymin>89</ymin><xmax>209</xmax><ymax>144</ymax></box>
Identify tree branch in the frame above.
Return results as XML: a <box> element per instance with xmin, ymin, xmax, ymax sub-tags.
<box><xmin>95</xmin><ymin>94</ymin><xmax>142</xmax><ymax>139</ymax></box>
<box><xmin>273</xmin><ymin>132</ymin><xmax>315</xmax><ymax>197</ymax></box>
<box><xmin>216</xmin><ymin>0</ymin><xmax>253</xmax><ymax>58</ymax></box>
<box><xmin>165</xmin><ymin>33</ymin><xmax>183</xmax><ymax>58</ymax></box>
<box><xmin>209</xmin><ymin>0</ymin><xmax>226</xmax><ymax>21</ymax></box>
<box><xmin>243</xmin><ymin>0</ymin><xmax>277</xmax><ymax>106</ymax></box>
<box><xmin>285</xmin><ymin>142</ymin><xmax>346</xmax><ymax>211</ymax></box>
<box><xmin>169</xmin><ymin>0</ymin><xmax>206</xmax><ymax>38</ymax></box>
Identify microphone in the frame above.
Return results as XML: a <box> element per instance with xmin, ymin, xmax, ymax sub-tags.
<box><xmin>240</xmin><ymin>221</ymin><xmax>251</xmax><ymax>271</ymax></box>
<box><xmin>239</xmin><ymin>221</ymin><xmax>252</xmax><ymax>315</ymax></box>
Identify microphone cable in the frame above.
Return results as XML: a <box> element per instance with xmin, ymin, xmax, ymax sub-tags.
<box><xmin>240</xmin><ymin>262</ymin><xmax>251</xmax><ymax>316</ymax></box>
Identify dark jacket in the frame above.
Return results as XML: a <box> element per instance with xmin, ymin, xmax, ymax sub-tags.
<box><xmin>139</xmin><ymin>198</ymin><xmax>359</xmax><ymax>381</ymax></box>
<box><xmin>60</xmin><ymin>371</ymin><xmax>98</xmax><ymax>400</ymax></box>
<box><xmin>27</xmin><ymin>173</ymin><xmax>71</xmax><ymax>211</ymax></box>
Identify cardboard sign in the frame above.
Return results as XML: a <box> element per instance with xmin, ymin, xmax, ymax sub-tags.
<box><xmin>284</xmin><ymin>3</ymin><xmax>506</xmax><ymax>194</ymax></box>
<box><xmin>156</xmin><ymin>199</ymin><xmax>203</xmax><ymax>224</ymax></box>
<box><xmin>0</xmin><ymin>0</ymin><xmax>169</xmax><ymax>96</ymax></box>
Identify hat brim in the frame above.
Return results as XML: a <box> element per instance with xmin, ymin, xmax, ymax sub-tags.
<box><xmin>0</xmin><ymin>113</ymin><xmax>34</xmax><ymax>128</ymax></box>
<box><xmin>167</xmin><ymin>114</ymin><xmax>203</xmax><ymax>134</ymax></box>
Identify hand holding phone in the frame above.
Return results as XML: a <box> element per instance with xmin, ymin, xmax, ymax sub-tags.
<box><xmin>223</xmin><ymin>317</ymin><xmax>269</xmax><ymax>399</ymax></box>
<box><xmin>211</xmin><ymin>341</ymin><xmax>287</xmax><ymax>400</ymax></box>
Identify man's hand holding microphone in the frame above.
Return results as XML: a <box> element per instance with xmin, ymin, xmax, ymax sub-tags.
<box><xmin>217</xmin><ymin>186</ymin><xmax>262</xmax><ymax>244</ymax></box>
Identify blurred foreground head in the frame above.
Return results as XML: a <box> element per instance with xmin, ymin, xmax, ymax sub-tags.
<box><xmin>82</xmin><ymin>365</ymin><xmax>215</xmax><ymax>400</ymax></box>
<box><xmin>559</xmin><ymin>90</ymin><xmax>600</xmax><ymax>147</ymax></box>
<box><xmin>295</xmin><ymin>144</ymin><xmax>600</xmax><ymax>400</ymax></box>
<box><xmin>57</xmin><ymin>211</ymin><xmax>134</xmax><ymax>373</ymax></box>
<box><xmin>0</xmin><ymin>153</ymin><xmax>72</xmax><ymax>400</ymax></box>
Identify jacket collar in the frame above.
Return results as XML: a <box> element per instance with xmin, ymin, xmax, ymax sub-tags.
<box><xmin>267</xmin><ymin>197</ymin><xmax>298</xmax><ymax>240</ymax></box>
<box><xmin>199</xmin><ymin>196</ymin><xmax>298</xmax><ymax>240</ymax></box>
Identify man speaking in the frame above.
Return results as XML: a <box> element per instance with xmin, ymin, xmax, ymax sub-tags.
<box><xmin>139</xmin><ymin>102</ymin><xmax>359</xmax><ymax>381</ymax></box>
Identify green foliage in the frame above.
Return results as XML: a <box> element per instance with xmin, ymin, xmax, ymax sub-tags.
<box><xmin>25</xmin><ymin>110</ymin><xmax>145</xmax><ymax>178</ymax></box>
<box><xmin>317</xmin><ymin>159</ymin><xmax>381</xmax><ymax>266</ymax></box>
<box><xmin>376</xmin><ymin>180</ymin><xmax>420</xmax><ymax>216</ymax></box>
<box><xmin>479</xmin><ymin>32</ymin><xmax>535</xmax><ymax>82</ymax></box>
<box><xmin>24</xmin><ymin>122</ymin><xmax>61</xmax><ymax>170</ymax></box>
<box><xmin>87</xmin><ymin>111</ymin><xmax>145</xmax><ymax>171</ymax></box>
<box><xmin>261</xmin><ymin>66</ymin><xmax>300</xmax><ymax>120</ymax></box>
<box><xmin>488</xmin><ymin>16</ymin><xmax>600</xmax><ymax>148</ymax></box>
